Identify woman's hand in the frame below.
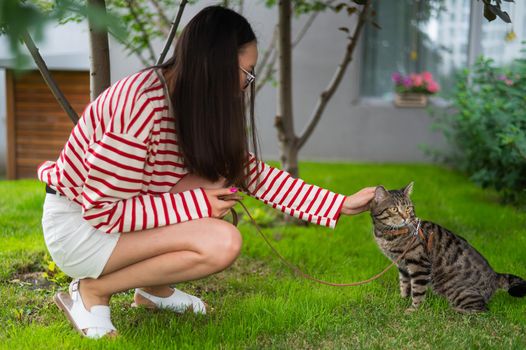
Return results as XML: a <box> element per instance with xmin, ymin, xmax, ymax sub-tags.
<box><xmin>202</xmin><ymin>187</ymin><xmax>243</xmax><ymax>218</ymax></box>
<box><xmin>340</xmin><ymin>186</ymin><xmax>377</xmax><ymax>216</ymax></box>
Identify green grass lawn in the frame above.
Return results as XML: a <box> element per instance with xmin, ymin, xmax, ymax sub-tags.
<box><xmin>0</xmin><ymin>162</ymin><xmax>525</xmax><ymax>349</ymax></box>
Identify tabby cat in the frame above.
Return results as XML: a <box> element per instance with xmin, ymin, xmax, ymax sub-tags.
<box><xmin>370</xmin><ymin>182</ymin><xmax>526</xmax><ymax>313</ymax></box>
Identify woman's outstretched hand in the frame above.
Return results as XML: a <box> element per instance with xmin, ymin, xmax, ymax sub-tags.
<box><xmin>203</xmin><ymin>187</ymin><xmax>243</xmax><ymax>219</ymax></box>
<box><xmin>340</xmin><ymin>187</ymin><xmax>377</xmax><ymax>216</ymax></box>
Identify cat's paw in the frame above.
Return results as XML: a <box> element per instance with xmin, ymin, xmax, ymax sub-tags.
<box><xmin>400</xmin><ymin>285</ymin><xmax>411</xmax><ymax>298</ymax></box>
<box><xmin>453</xmin><ymin>306</ymin><xmax>487</xmax><ymax>314</ymax></box>
<box><xmin>404</xmin><ymin>306</ymin><xmax>418</xmax><ymax>314</ymax></box>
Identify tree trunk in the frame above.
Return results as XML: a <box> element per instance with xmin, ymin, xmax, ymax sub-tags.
<box><xmin>277</xmin><ymin>0</ymin><xmax>307</xmax><ymax>225</ymax></box>
<box><xmin>276</xmin><ymin>2</ymin><xmax>370</xmax><ymax>164</ymax></box>
<box><xmin>276</xmin><ymin>0</ymin><xmax>298</xmax><ymax>178</ymax></box>
<box><xmin>88</xmin><ymin>0</ymin><xmax>111</xmax><ymax>101</ymax></box>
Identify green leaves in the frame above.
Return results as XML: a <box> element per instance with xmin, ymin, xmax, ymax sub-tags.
<box><xmin>435</xmin><ymin>52</ymin><xmax>526</xmax><ymax>205</ymax></box>
<box><xmin>42</xmin><ymin>257</ymin><xmax>70</xmax><ymax>287</ymax></box>
<box><xmin>0</xmin><ymin>0</ymin><xmax>47</xmax><ymax>68</ymax></box>
<box><xmin>332</xmin><ymin>1</ymin><xmax>359</xmax><ymax>16</ymax></box>
<box><xmin>0</xmin><ymin>0</ymin><xmax>128</xmax><ymax>70</ymax></box>
<box><xmin>264</xmin><ymin>0</ymin><xmax>349</xmax><ymax>17</ymax></box>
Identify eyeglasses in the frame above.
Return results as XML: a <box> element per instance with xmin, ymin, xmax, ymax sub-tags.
<box><xmin>240</xmin><ymin>66</ymin><xmax>256</xmax><ymax>90</ymax></box>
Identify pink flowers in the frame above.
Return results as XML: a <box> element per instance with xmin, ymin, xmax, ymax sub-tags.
<box><xmin>497</xmin><ymin>74</ymin><xmax>514</xmax><ymax>86</ymax></box>
<box><xmin>392</xmin><ymin>71</ymin><xmax>440</xmax><ymax>95</ymax></box>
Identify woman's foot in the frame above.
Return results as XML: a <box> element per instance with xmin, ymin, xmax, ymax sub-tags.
<box><xmin>143</xmin><ymin>286</ymin><xmax>175</xmax><ymax>297</ymax></box>
<box><xmin>133</xmin><ymin>286</ymin><xmax>174</xmax><ymax>309</ymax></box>
<box><xmin>78</xmin><ymin>278</ymin><xmax>111</xmax><ymax>311</ymax></box>
<box><xmin>132</xmin><ymin>286</ymin><xmax>207</xmax><ymax>314</ymax></box>
<box><xmin>133</xmin><ymin>286</ymin><xmax>175</xmax><ymax>307</ymax></box>
<box><xmin>53</xmin><ymin>279</ymin><xmax>118</xmax><ymax>339</ymax></box>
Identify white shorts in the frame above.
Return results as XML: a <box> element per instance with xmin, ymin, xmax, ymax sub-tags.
<box><xmin>41</xmin><ymin>193</ymin><xmax>121</xmax><ymax>279</ymax></box>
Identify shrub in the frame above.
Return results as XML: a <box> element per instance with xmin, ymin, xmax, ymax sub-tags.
<box><xmin>434</xmin><ymin>53</ymin><xmax>526</xmax><ymax>205</ymax></box>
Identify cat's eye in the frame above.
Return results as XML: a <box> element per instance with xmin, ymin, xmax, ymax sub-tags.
<box><xmin>389</xmin><ymin>207</ymin><xmax>398</xmax><ymax>213</ymax></box>
<box><xmin>405</xmin><ymin>207</ymin><xmax>412</xmax><ymax>212</ymax></box>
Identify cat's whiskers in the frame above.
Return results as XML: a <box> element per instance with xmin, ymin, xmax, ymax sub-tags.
<box><xmin>407</xmin><ymin>217</ymin><xmax>421</xmax><ymax>236</ymax></box>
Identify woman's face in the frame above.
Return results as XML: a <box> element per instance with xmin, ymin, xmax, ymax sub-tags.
<box><xmin>238</xmin><ymin>41</ymin><xmax>258</xmax><ymax>91</ymax></box>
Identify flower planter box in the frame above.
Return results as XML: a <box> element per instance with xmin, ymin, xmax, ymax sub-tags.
<box><xmin>394</xmin><ymin>92</ymin><xmax>428</xmax><ymax>108</ymax></box>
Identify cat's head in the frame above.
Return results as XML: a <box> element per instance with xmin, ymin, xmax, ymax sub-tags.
<box><xmin>370</xmin><ymin>182</ymin><xmax>416</xmax><ymax>228</ymax></box>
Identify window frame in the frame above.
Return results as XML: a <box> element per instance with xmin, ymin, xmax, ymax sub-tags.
<box><xmin>355</xmin><ymin>0</ymin><xmax>486</xmax><ymax>106</ymax></box>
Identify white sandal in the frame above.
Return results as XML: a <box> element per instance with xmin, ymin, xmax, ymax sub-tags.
<box><xmin>53</xmin><ymin>279</ymin><xmax>118</xmax><ymax>339</ymax></box>
<box><xmin>131</xmin><ymin>287</ymin><xmax>207</xmax><ymax>315</ymax></box>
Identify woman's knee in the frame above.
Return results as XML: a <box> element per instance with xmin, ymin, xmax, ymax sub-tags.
<box><xmin>203</xmin><ymin>219</ymin><xmax>242</xmax><ymax>269</ymax></box>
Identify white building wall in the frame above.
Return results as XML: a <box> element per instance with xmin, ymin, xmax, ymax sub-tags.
<box><xmin>0</xmin><ymin>21</ymin><xmax>90</xmax><ymax>176</ymax></box>
<box><xmin>0</xmin><ymin>1</ymin><xmax>449</xmax><ymax>177</ymax></box>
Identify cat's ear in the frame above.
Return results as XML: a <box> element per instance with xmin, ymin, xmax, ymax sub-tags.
<box><xmin>374</xmin><ymin>186</ymin><xmax>389</xmax><ymax>202</ymax></box>
<box><xmin>402</xmin><ymin>182</ymin><xmax>414</xmax><ymax>197</ymax></box>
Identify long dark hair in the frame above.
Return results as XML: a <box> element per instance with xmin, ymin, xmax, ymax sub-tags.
<box><xmin>141</xmin><ymin>5</ymin><xmax>262</xmax><ymax>193</ymax></box>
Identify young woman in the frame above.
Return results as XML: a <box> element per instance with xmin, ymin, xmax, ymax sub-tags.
<box><xmin>38</xmin><ymin>5</ymin><xmax>375</xmax><ymax>339</ymax></box>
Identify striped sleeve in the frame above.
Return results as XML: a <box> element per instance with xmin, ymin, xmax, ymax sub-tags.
<box><xmin>242</xmin><ymin>152</ymin><xmax>347</xmax><ymax>229</ymax></box>
<box><xmin>82</xmin><ymin>131</ymin><xmax>212</xmax><ymax>234</ymax></box>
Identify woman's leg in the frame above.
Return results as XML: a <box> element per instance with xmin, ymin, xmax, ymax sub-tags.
<box><xmin>78</xmin><ymin>174</ymin><xmax>239</xmax><ymax>311</ymax></box>
<box><xmin>131</xmin><ymin>173</ymin><xmax>229</xmax><ymax>299</ymax></box>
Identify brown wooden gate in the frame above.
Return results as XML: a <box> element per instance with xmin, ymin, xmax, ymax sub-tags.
<box><xmin>5</xmin><ymin>69</ymin><xmax>90</xmax><ymax>179</ymax></box>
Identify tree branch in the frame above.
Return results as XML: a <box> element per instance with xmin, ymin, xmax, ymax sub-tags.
<box><xmin>119</xmin><ymin>40</ymin><xmax>151</xmax><ymax>67</ymax></box>
<box><xmin>255</xmin><ymin>0</ymin><xmax>335</xmax><ymax>95</ymax></box>
<box><xmin>255</xmin><ymin>15</ymin><xmax>314</xmax><ymax>94</ymax></box>
<box><xmin>255</xmin><ymin>49</ymin><xmax>278</xmax><ymax>95</ymax></box>
<box><xmin>292</xmin><ymin>0</ymin><xmax>337</xmax><ymax>47</ymax></box>
<box><xmin>257</xmin><ymin>24</ymin><xmax>278</xmax><ymax>74</ymax></box>
<box><xmin>157</xmin><ymin>0</ymin><xmax>188</xmax><ymax>65</ymax></box>
<box><xmin>125</xmin><ymin>0</ymin><xmax>157</xmax><ymax>64</ymax></box>
<box><xmin>255</xmin><ymin>24</ymin><xmax>278</xmax><ymax>94</ymax></box>
<box><xmin>21</xmin><ymin>29</ymin><xmax>79</xmax><ymax>124</ymax></box>
<box><xmin>297</xmin><ymin>2</ymin><xmax>369</xmax><ymax>150</ymax></box>
<box><xmin>103</xmin><ymin>15</ymin><xmax>154</xmax><ymax>68</ymax></box>
<box><xmin>149</xmin><ymin>0</ymin><xmax>172</xmax><ymax>36</ymax></box>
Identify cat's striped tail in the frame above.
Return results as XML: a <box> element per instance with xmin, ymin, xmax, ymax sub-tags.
<box><xmin>497</xmin><ymin>273</ymin><xmax>526</xmax><ymax>297</ymax></box>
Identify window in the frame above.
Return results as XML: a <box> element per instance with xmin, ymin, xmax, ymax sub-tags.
<box><xmin>480</xmin><ymin>0</ymin><xmax>526</xmax><ymax>66</ymax></box>
<box><xmin>361</xmin><ymin>0</ymin><xmax>525</xmax><ymax>99</ymax></box>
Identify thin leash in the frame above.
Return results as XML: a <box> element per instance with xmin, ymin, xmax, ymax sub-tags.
<box><xmin>156</xmin><ymin>66</ymin><xmax>420</xmax><ymax>287</ymax></box>
<box><xmin>58</xmin><ymin>67</ymin><xmax>420</xmax><ymax>287</ymax></box>
<box><xmin>226</xmin><ymin>198</ymin><xmax>422</xmax><ymax>287</ymax></box>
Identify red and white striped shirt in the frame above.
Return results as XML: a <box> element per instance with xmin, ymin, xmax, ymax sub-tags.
<box><xmin>37</xmin><ymin>67</ymin><xmax>347</xmax><ymax>234</ymax></box>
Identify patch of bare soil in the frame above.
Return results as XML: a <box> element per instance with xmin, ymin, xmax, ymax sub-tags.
<box><xmin>9</xmin><ymin>271</ymin><xmax>54</xmax><ymax>290</ymax></box>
